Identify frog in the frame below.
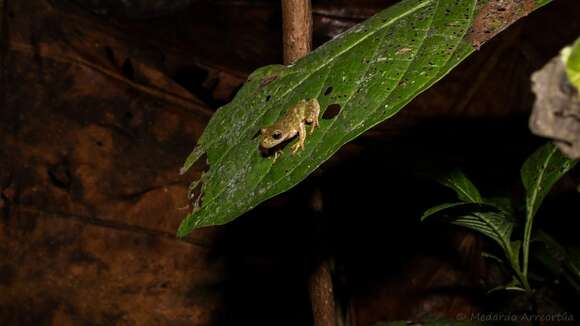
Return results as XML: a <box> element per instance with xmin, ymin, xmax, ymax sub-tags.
<box><xmin>260</xmin><ymin>98</ymin><xmax>320</xmax><ymax>161</ymax></box>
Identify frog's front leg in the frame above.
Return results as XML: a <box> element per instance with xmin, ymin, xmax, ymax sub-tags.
<box><xmin>272</xmin><ymin>150</ymin><xmax>281</xmax><ymax>163</ymax></box>
<box><xmin>290</xmin><ymin>122</ymin><xmax>307</xmax><ymax>154</ymax></box>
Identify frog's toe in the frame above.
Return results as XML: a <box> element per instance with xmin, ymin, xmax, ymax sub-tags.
<box><xmin>290</xmin><ymin>143</ymin><xmax>300</xmax><ymax>154</ymax></box>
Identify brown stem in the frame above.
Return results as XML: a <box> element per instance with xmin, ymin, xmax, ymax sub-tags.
<box><xmin>307</xmin><ymin>187</ymin><xmax>337</xmax><ymax>326</ymax></box>
<box><xmin>309</xmin><ymin>258</ymin><xmax>337</xmax><ymax>326</ymax></box>
<box><xmin>281</xmin><ymin>0</ymin><xmax>312</xmax><ymax>65</ymax></box>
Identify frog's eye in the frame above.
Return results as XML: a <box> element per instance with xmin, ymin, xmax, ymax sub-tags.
<box><xmin>271</xmin><ymin>130</ymin><xmax>283</xmax><ymax>140</ymax></box>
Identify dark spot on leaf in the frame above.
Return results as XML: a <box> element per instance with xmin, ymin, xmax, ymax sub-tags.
<box><xmin>198</xmin><ymin>153</ymin><xmax>209</xmax><ymax>172</ymax></box>
<box><xmin>322</xmin><ymin>104</ymin><xmax>341</xmax><ymax>119</ymax></box>
<box><xmin>265</xmin><ymin>95</ymin><xmax>272</xmax><ymax>102</ymax></box>
<box><xmin>121</xmin><ymin>57</ymin><xmax>134</xmax><ymax>80</ymax></box>
<box><xmin>324</xmin><ymin>86</ymin><xmax>333</xmax><ymax>96</ymax></box>
<box><xmin>189</xmin><ymin>181</ymin><xmax>203</xmax><ymax>204</ymax></box>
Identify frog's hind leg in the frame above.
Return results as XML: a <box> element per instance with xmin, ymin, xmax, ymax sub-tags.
<box><xmin>309</xmin><ymin>117</ymin><xmax>320</xmax><ymax>134</ymax></box>
<box><xmin>291</xmin><ymin>122</ymin><xmax>307</xmax><ymax>154</ymax></box>
<box><xmin>305</xmin><ymin>99</ymin><xmax>321</xmax><ymax>134</ymax></box>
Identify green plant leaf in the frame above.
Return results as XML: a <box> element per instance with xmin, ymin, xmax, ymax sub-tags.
<box><xmin>446</xmin><ymin>212</ymin><xmax>515</xmax><ymax>254</ymax></box>
<box><xmin>510</xmin><ymin>240</ymin><xmax>522</xmax><ymax>270</ymax></box>
<box><xmin>420</xmin><ymin>202</ymin><xmax>500</xmax><ymax>221</ymax></box>
<box><xmin>421</xmin><ymin>202</ymin><xmax>472</xmax><ymax>221</ymax></box>
<box><xmin>177</xmin><ymin>0</ymin><xmax>551</xmax><ymax>235</ymax></box>
<box><xmin>482</xmin><ymin>251</ymin><xmax>504</xmax><ymax>263</ymax></box>
<box><xmin>483</xmin><ymin>196</ymin><xmax>514</xmax><ymax>215</ymax></box>
<box><xmin>435</xmin><ymin>170</ymin><xmax>482</xmax><ymax>203</ymax></box>
<box><xmin>487</xmin><ymin>276</ymin><xmax>526</xmax><ymax>294</ymax></box>
<box><xmin>521</xmin><ymin>143</ymin><xmax>578</xmax><ymax>219</ymax></box>
<box><xmin>521</xmin><ymin>143</ymin><xmax>577</xmax><ymax>277</ymax></box>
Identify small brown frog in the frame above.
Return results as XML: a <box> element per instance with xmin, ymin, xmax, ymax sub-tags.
<box><xmin>260</xmin><ymin>98</ymin><xmax>320</xmax><ymax>161</ymax></box>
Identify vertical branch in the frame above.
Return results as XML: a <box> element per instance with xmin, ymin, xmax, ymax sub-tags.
<box><xmin>281</xmin><ymin>2</ymin><xmax>337</xmax><ymax>325</ymax></box>
<box><xmin>309</xmin><ymin>256</ymin><xmax>337</xmax><ymax>326</ymax></box>
<box><xmin>308</xmin><ymin>188</ymin><xmax>337</xmax><ymax>326</ymax></box>
<box><xmin>281</xmin><ymin>0</ymin><xmax>312</xmax><ymax>65</ymax></box>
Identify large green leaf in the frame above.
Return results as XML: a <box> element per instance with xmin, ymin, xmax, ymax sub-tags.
<box><xmin>178</xmin><ymin>0</ymin><xmax>551</xmax><ymax>235</ymax></box>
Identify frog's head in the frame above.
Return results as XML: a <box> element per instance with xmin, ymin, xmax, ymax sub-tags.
<box><xmin>260</xmin><ymin>127</ymin><xmax>288</xmax><ymax>149</ymax></box>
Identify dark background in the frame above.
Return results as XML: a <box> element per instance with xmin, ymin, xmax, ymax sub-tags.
<box><xmin>1</xmin><ymin>0</ymin><xmax>579</xmax><ymax>325</ymax></box>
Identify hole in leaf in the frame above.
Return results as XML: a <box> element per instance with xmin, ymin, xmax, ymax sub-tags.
<box><xmin>324</xmin><ymin>86</ymin><xmax>333</xmax><ymax>96</ymax></box>
<box><xmin>322</xmin><ymin>104</ymin><xmax>341</xmax><ymax>119</ymax></box>
<box><xmin>187</xmin><ymin>178</ymin><xmax>205</xmax><ymax>211</ymax></box>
